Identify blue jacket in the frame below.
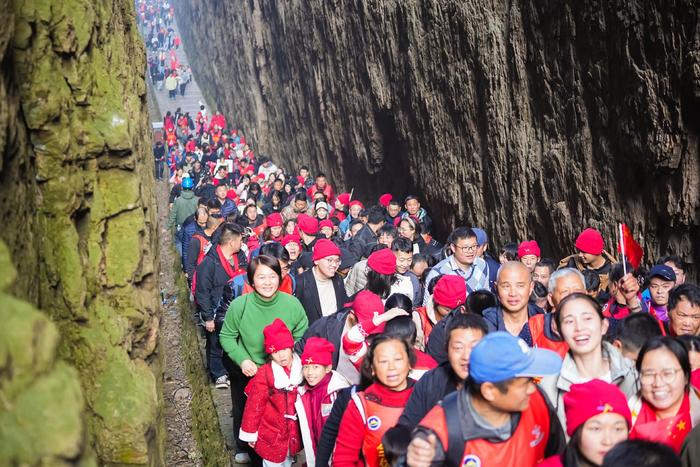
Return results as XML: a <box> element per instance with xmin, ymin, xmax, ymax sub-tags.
<box><xmin>181</xmin><ymin>215</ymin><xmax>204</xmax><ymax>272</ymax></box>
<box><xmin>482</xmin><ymin>303</ymin><xmax>545</xmax><ymax>346</ymax></box>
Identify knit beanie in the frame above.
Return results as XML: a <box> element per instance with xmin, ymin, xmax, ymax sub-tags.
<box><xmin>313</xmin><ymin>239</ymin><xmax>341</xmax><ymax>262</ymax></box>
<box><xmin>281</xmin><ymin>234</ymin><xmax>301</xmax><ymax>247</ymax></box>
<box><xmin>379</xmin><ymin>193</ymin><xmax>393</xmax><ymax>207</ymax></box>
<box><xmin>517</xmin><ymin>240</ymin><xmax>541</xmax><ymax>258</ymax></box>
<box><xmin>575</xmin><ymin>228</ymin><xmax>604</xmax><ymax>255</ymax></box>
<box><xmin>563</xmin><ymin>379</ymin><xmax>632</xmax><ymax>437</ymax></box>
<box><xmin>301</xmin><ymin>337</ymin><xmax>335</xmax><ymax>366</ymax></box>
<box><xmin>297</xmin><ymin>214</ymin><xmax>319</xmax><ymax>235</ymax></box>
<box><xmin>348</xmin><ymin>290</ymin><xmax>386</xmax><ymax>333</ymax></box>
<box><xmin>263</xmin><ymin>319</ymin><xmax>294</xmax><ymax>354</ymax></box>
<box><xmin>433</xmin><ymin>275</ymin><xmax>467</xmax><ymax>308</ymax></box>
<box><xmin>367</xmin><ymin>248</ymin><xmax>396</xmax><ymax>275</ymax></box>
<box><xmin>336</xmin><ymin>193</ymin><xmax>351</xmax><ymax>206</ymax></box>
<box><xmin>266</xmin><ymin>213</ymin><xmax>283</xmax><ymax>228</ymax></box>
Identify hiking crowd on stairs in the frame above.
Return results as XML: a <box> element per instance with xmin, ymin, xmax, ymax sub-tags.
<box><xmin>140</xmin><ymin>1</ymin><xmax>700</xmax><ymax>467</ymax></box>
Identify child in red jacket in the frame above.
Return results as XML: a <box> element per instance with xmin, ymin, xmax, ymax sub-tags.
<box><xmin>239</xmin><ymin>319</ymin><xmax>303</xmax><ymax>466</ymax></box>
<box><xmin>294</xmin><ymin>337</ymin><xmax>351</xmax><ymax>467</ymax></box>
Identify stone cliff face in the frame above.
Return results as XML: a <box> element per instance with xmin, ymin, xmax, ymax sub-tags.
<box><xmin>176</xmin><ymin>0</ymin><xmax>699</xmax><ymax>275</ymax></box>
<box><xmin>1</xmin><ymin>0</ymin><xmax>162</xmax><ymax>464</ymax></box>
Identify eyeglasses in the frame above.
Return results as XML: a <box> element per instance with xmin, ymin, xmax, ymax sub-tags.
<box><xmin>639</xmin><ymin>368</ymin><xmax>683</xmax><ymax>386</ymax></box>
<box><xmin>322</xmin><ymin>257</ymin><xmax>341</xmax><ymax>265</ymax></box>
<box><xmin>453</xmin><ymin>243</ymin><xmax>478</xmax><ymax>253</ymax></box>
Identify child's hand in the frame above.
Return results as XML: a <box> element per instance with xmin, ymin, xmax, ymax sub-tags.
<box><xmin>248</xmin><ymin>442</ymin><xmax>256</xmax><ymax>448</ymax></box>
<box><xmin>373</xmin><ymin>307</ymin><xmax>410</xmax><ymax>327</ymax></box>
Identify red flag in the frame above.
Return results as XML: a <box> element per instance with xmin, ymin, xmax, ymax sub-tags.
<box><xmin>617</xmin><ymin>223</ymin><xmax>643</xmax><ymax>269</ymax></box>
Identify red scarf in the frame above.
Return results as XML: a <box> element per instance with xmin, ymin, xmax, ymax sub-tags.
<box><xmin>301</xmin><ymin>372</ymin><xmax>333</xmax><ymax>451</ymax></box>
<box><xmin>631</xmin><ymin>392</ymin><xmax>691</xmax><ymax>453</ymax></box>
<box><xmin>216</xmin><ymin>245</ymin><xmax>237</xmax><ymax>278</ymax></box>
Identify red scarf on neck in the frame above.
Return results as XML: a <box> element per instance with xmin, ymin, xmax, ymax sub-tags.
<box><xmin>216</xmin><ymin>245</ymin><xmax>237</xmax><ymax>278</ymax></box>
<box><xmin>631</xmin><ymin>391</ymin><xmax>691</xmax><ymax>453</ymax></box>
<box><xmin>302</xmin><ymin>372</ymin><xmax>333</xmax><ymax>451</ymax></box>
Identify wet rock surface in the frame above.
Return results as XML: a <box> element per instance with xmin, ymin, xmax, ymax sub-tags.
<box><xmin>176</xmin><ymin>0</ymin><xmax>699</xmax><ymax>275</ymax></box>
<box><xmin>1</xmin><ymin>0</ymin><xmax>163</xmax><ymax>464</ymax></box>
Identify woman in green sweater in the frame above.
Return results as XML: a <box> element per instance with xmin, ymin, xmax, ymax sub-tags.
<box><xmin>219</xmin><ymin>254</ymin><xmax>308</xmax><ymax>463</ymax></box>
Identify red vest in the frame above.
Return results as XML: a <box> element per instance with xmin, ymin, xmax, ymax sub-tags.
<box><xmin>192</xmin><ymin>234</ymin><xmax>211</xmax><ymax>266</ymax></box>
<box><xmin>528</xmin><ymin>314</ymin><xmax>569</xmax><ymax>358</ymax></box>
<box><xmin>420</xmin><ymin>390</ymin><xmax>551</xmax><ymax>467</ymax></box>
<box><xmin>351</xmin><ymin>391</ymin><xmax>409</xmax><ymax>467</ymax></box>
<box><xmin>414</xmin><ymin>307</ymin><xmax>434</xmax><ymax>346</ymax></box>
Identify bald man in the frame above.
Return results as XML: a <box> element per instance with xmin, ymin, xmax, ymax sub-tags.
<box><xmin>482</xmin><ymin>261</ymin><xmax>543</xmax><ymax>345</ymax></box>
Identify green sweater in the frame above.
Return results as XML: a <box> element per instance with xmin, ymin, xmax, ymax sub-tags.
<box><xmin>219</xmin><ymin>291</ymin><xmax>309</xmax><ymax>366</ymax></box>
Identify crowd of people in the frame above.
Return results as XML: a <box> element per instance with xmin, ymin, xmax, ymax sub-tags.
<box><xmin>140</xmin><ymin>1</ymin><xmax>700</xmax><ymax>466</ymax></box>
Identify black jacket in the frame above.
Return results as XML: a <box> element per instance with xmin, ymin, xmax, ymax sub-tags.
<box><xmin>185</xmin><ymin>230</ymin><xmax>211</xmax><ymax>278</ymax></box>
<box><xmin>316</xmin><ymin>385</ymin><xmax>356</xmax><ymax>467</ymax></box>
<box><xmin>397</xmin><ymin>361</ymin><xmax>460</xmax><ymax>430</ymax></box>
<box><xmin>294</xmin><ymin>268</ymin><xmax>348</xmax><ymax>324</ymax></box>
<box><xmin>425</xmin><ymin>309</ymin><xmax>463</xmax><ymax>364</ymax></box>
<box><xmin>193</xmin><ymin>247</ymin><xmax>247</xmax><ymax>321</ymax></box>
<box><xmin>293</xmin><ymin>308</ymin><xmax>352</xmax><ymax>368</ymax></box>
<box><xmin>350</xmin><ymin>224</ymin><xmax>378</xmax><ymax>259</ymax></box>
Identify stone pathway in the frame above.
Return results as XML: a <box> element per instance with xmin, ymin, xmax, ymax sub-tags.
<box><xmin>150</xmin><ymin>21</ymin><xmax>208</xmax><ymax>119</ymax></box>
<box><xmin>145</xmin><ymin>15</ymin><xmax>241</xmax><ymax>466</ymax></box>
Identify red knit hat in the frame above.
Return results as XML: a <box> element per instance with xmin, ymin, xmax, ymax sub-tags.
<box><xmin>563</xmin><ymin>379</ymin><xmax>632</xmax><ymax>437</ymax></box>
<box><xmin>517</xmin><ymin>240</ymin><xmax>541</xmax><ymax>258</ymax></box>
<box><xmin>433</xmin><ymin>275</ymin><xmax>467</xmax><ymax>308</ymax></box>
<box><xmin>263</xmin><ymin>319</ymin><xmax>294</xmax><ymax>354</ymax></box>
<box><xmin>348</xmin><ymin>290</ymin><xmax>385</xmax><ymax>332</ymax></box>
<box><xmin>313</xmin><ymin>239</ymin><xmax>341</xmax><ymax>261</ymax></box>
<box><xmin>319</xmin><ymin>219</ymin><xmax>334</xmax><ymax>230</ymax></box>
<box><xmin>266</xmin><ymin>213</ymin><xmax>283</xmax><ymax>228</ymax></box>
<box><xmin>297</xmin><ymin>214</ymin><xmax>319</xmax><ymax>235</ymax></box>
<box><xmin>367</xmin><ymin>248</ymin><xmax>397</xmax><ymax>275</ymax></box>
<box><xmin>379</xmin><ymin>193</ymin><xmax>393</xmax><ymax>207</ymax></box>
<box><xmin>336</xmin><ymin>193</ymin><xmax>351</xmax><ymax>206</ymax></box>
<box><xmin>349</xmin><ymin>200</ymin><xmax>364</xmax><ymax>209</ymax></box>
<box><xmin>281</xmin><ymin>234</ymin><xmax>301</xmax><ymax>247</ymax></box>
<box><xmin>575</xmin><ymin>228</ymin><xmax>604</xmax><ymax>255</ymax></box>
<box><xmin>301</xmin><ymin>337</ymin><xmax>335</xmax><ymax>366</ymax></box>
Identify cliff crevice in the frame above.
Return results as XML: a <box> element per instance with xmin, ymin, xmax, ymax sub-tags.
<box><xmin>176</xmin><ymin>0</ymin><xmax>699</xmax><ymax>274</ymax></box>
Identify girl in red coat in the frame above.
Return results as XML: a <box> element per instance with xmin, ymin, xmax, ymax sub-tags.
<box><xmin>334</xmin><ymin>334</ymin><xmax>416</xmax><ymax>467</ymax></box>
<box><xmin>294</xmin><ymin>337</ymin><xmax>351</xmax><ymax>467</ymax></box>
<box><xmin>239</xmin><ymin>319</ymin><xmax>303</xmax><ymax>466</ymax></box>
<box><xmin>342</xmin><ymin>292</ymin><xmax>437</xmax><ymax>381</ymax></box>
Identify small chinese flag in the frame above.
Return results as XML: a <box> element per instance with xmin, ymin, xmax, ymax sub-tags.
<box><xmin>617</xmin><ymin>223</ymin><xmax>644</xmax><ymax>269</ymax></box>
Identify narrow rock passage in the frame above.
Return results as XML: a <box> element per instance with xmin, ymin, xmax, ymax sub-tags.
<box><xmin>139</xmin><ymin>9</ymin><xmax>239</xmax><ymax>465</ymax></box>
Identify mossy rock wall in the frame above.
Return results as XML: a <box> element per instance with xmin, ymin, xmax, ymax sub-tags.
<box><xmin>0</xmin><ymin>0</ymin><xmax>163</xmax><ymax>464</ymax></box>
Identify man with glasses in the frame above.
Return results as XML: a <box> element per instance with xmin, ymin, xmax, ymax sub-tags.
<box><xmin>423</xmin><ymin>227</ymin><xmax>490</xmax><ymax>306</ymax></box>
<box><xmin>667</xmin><ymin>284</ymin><xmax>700</xmax><ymax>336</ymax></box>
<box><xmin>294</xmin><ymin>239</ymin><xmax>349</xmax><ymax>324</ymax></box>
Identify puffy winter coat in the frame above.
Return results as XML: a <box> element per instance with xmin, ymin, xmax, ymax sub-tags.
<box><xmin>239</xmin><ymin>355</ymin><xmax>303</xmax><ymax>462</ymax></box>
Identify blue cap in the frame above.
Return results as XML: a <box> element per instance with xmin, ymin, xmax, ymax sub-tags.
<box><xmin>649</xmin><ymin>265</ymin><xmax>676</xmax><ymax>282</ymax></box>
<box><xmin>469</xmin><ymin>332</ymin><xmax>562</xmax><ymax>384</ymax></box>
<box><xmin>472</xmin><ymin>228</ymin><xmax>488</xmax><ymax>246</ymax></box>
<box><xmin>181</xmin><ymin>177</ymin><xmax>194</xmax><ymax>189</ymax></box>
